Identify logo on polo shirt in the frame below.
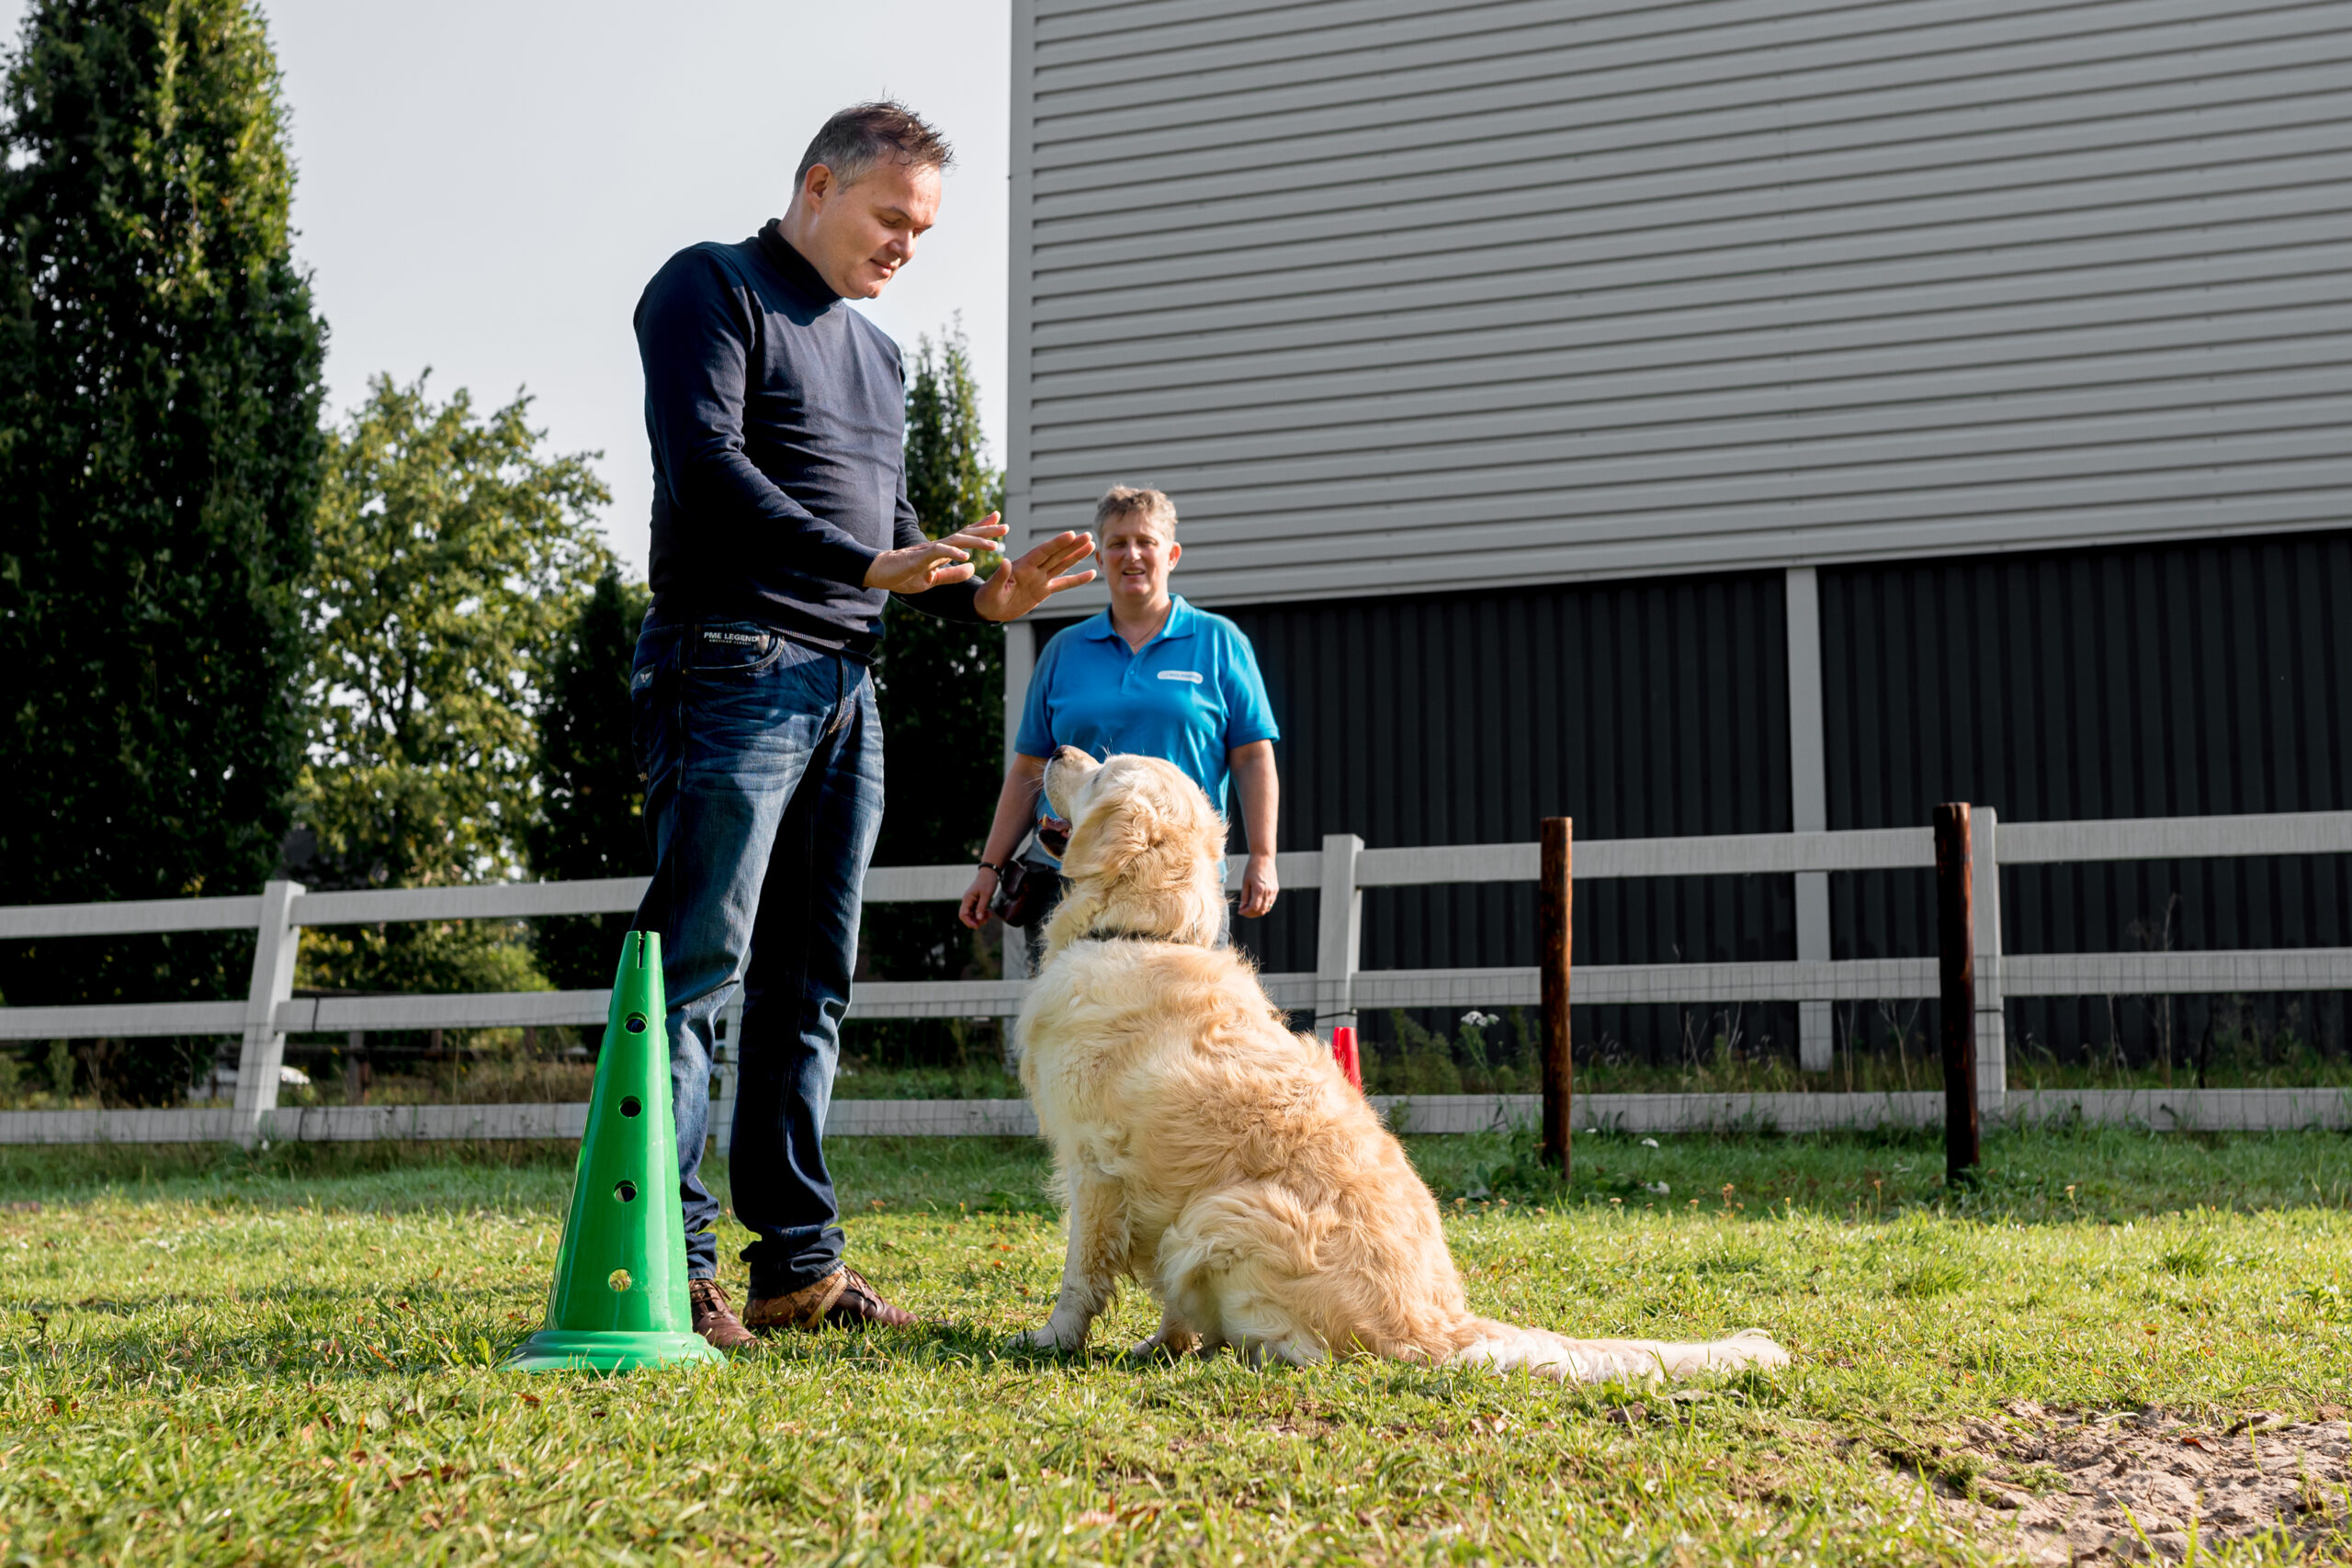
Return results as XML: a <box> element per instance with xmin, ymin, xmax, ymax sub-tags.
<box><xmin>1158</xmin><ymin>670</ymin><xmax>1204</xmax><ymax>683</ymax></box>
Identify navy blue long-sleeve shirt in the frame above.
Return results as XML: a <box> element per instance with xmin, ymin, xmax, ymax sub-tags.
<box><xmin>636</xmin><ymin>220</ymin><xmax>981</xmax><ymax>657</ymax></box>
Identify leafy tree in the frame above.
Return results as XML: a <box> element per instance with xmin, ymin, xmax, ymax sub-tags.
<box><xmin>527</xmin><ymin>566</ymin><xmax>651</xmax><ymax>991</ymax></box>
<box><xmin>294</xmin><ymin>375</ymin><xmax>610</xmax><ymax>998</ymax></box>
<box><xmin>862</xmin><ymin>325</ymin><xmax>1006</xmax><ymax>1023</ymax></box>
<box><xmin>0</xmin><ymin>0</ymin><xmax>326</xmax><ymax>1103</ymax></box>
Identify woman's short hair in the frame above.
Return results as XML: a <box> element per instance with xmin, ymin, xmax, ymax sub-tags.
<box><xmin>1094</xmin><ymin>485</ymin><xmax>1177</xmax><ymax>536</ymax></box>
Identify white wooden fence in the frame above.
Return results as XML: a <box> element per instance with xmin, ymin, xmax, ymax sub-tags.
<box><xmin>4</xmin><ymin>808</ymin><xmax>2350</xmax><ymax>1145</ymax></box>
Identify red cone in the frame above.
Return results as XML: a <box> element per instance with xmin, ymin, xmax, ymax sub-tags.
<box><xmin>1331</xmin><ymin>1025</ymin><xmax>1363</xmax><ymax>1092</ymax></box>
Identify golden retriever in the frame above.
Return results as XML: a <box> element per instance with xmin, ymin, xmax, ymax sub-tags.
<box><xmin>1011</xmin><ymin>747</ymin><xmax>1791</xmax><ymax>1382</ymax></box>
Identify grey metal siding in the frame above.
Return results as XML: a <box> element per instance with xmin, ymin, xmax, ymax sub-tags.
<box><xmin>1009</xmin><ymin>0</ymin><xmax>2352</xmax><ymax>609</ymax></box>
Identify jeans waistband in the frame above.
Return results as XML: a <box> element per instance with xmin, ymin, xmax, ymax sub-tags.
<box><xmin>639</xmin><ymin>611</ymin><xmax>870</xmax><ymax>665</ymax></box>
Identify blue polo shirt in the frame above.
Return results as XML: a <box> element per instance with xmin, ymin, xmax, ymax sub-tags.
<box><xmin>1016</xmin><ymin>596</ymin><xmax>1279</xmax><ymax>817</ymax></box>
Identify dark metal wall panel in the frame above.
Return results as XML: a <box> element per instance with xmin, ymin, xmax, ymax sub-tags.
<box><xmin>1826</xmin><ymin>529</ymin><xmax>2352</xmax><ymax>832</ymax></box>
<box><xmin>1821</xmin><ymin>529</ymin><xmax>2352</xmax><ymax>1062</ymax></box>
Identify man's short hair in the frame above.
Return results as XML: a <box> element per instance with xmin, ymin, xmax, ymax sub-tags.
<box><xmin>1094</xmin><ymin>486</ymin><xmax>1178</xmax><ymax>536</ymax></box>
<box><xmin>795</xmin><ymin>101</ymin><xmax>954</xmax><ymax>192</ymax></box>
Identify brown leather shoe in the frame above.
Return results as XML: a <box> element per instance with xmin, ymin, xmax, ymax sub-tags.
<box><xmin>688</xmin><ymin>1279</ymin><xmax>756</xmax><ymax>1351</ymax></box>
<box><xmin>743</xmin><ymin>1266</ymin><xmax>917</xmax><ymax>1332</ymax></box>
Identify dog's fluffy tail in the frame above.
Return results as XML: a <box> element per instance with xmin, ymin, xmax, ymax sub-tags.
<box><xmin>1445</xmin><ymin>1318</ymin><xmax>1789</xmax><ymax>1383</ymax></box>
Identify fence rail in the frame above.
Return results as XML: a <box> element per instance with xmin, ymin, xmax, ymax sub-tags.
<box><xmin>5</xmin><ymin>1087</ymin><xmax>2344</xmax><ymax>1148</ymax></box>
<box><xmin>5</xmin><ymin>809</ymin><xmax>2350</xmax><ymax>1144</ymax></box>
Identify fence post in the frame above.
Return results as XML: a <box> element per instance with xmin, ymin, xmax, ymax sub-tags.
<box><xmin>1784</xmin><ymin>565</ymin><xmax>1835</xmax><ymax>1072</ymax></box>
<box><xmin>232</xmin><ymin>879</ymin><xmax>305</xmax><ymax>1146</ymax></box>
<box><xmin>1933</xmin><ymin>805</ymin><xmax>1980</xmax><ymax>1182</ymax></box>
<box><xmin>1539</xmin><ymin>818</ymin><xmax>1574</xmax><ymax>1174</ymax></box>
<box><xmin>1314</xmin><ymin>834</ymin><xmax>1363</xmax><ymax>1036</ymax></box>
<box><xmin>1973</xmin><ymin>807</ymin><xmax>2007</xmax><ymax>1123</ymax></box>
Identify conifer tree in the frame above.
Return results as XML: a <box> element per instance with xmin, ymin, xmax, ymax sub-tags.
<box><xmin>864</xmin><ymin>325</ymin><xmax>1006</xmax><ymax>1001</ymax></box>
<box><xmin>0</xmin><ymin>0</ymin><xmax>325</xmax><ymax>1102</ymax></box>
<box><xmin>528</xmin><ymin>567</ymin><xmax>651</xmax><ymax>991</ymax></box>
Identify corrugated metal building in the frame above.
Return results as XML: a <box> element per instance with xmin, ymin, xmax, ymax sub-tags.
<box><xmin>1000</xmin><ymin>0</ymin><xmax>2352</xmax><ymax>1069</ymax></box>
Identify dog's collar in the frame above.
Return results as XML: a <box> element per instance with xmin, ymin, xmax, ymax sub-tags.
<box><xmin>1079</xmin><ymin>928</ymin><xmax>1197</xmax><ymax>946</ymax></box>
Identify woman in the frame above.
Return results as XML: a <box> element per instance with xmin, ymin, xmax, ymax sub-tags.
<box><xmin>957</xmin><ymin>486</ymin><xmax>1281</xmax><ymax>936</ymax></box>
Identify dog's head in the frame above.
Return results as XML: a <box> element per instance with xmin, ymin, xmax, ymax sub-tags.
<box><xmin>1039</xmin><ymin>747</ymin><xmax>1228</xmax><ymax>953</ymax></box>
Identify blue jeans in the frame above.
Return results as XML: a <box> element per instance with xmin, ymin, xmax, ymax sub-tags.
<box><xmin>630</xmin><ymin>618</ymin><xmax>883</xmax><ymax>1297</ymax></box>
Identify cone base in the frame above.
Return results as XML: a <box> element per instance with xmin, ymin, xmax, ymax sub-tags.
<box><xmin>501</xmin><ymin>1328</ymin><xmax>725</xmax><ymax>1373</ymax></box>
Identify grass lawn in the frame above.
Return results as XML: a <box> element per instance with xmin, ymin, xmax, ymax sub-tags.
<box><xmin>3</xmin><ymin>1125</ymin><xmax>2349</xmax><ymax>1565</ymax></box>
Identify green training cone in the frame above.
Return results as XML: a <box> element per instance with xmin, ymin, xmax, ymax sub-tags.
<box><xmin>503</xmin><ymin>931</ymin><xmax>722</xmax><ymax>1373</ymax></box>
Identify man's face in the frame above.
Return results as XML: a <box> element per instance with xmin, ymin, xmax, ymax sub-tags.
<box><xmin>793</xmin><ymin>159</ymin><xmax>940</xmax><ymax>299</ymax></box>
<box><xmin>1102</xmin><ymin>513</ymin><xmax>1179</xmax><ymax>609</ymax></box>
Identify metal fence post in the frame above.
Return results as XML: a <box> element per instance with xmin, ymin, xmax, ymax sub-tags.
<box><xmin>1539</xmin><ymin>818</ymin><xmax>1575</xmax><ymax>1174</ymax></box>
<box><xmin>1314</xmin><ymin>834</ymin><xmax>1363</xmax><ymax>1036</ymax></box>
<box><xmin>1973</xmin><ymin>807</ymin><xmax>2007</xmax><ymax>1122</ymax></box>
<box><xmin>1933</xmin><ymin>806</ymin><xmax>1980</xmax><ymax>1182</ymax></box>
<box><xmin>232</xmin><ymin>880</ymin><xmax>304</xmax><ymax>1146</ymax></box>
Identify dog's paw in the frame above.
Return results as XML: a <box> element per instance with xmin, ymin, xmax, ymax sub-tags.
<box><xmin>1124</xmin><ymin>1330</ymin><xmax>1202</xmax><ymax>1365</ymax></box>
<box><xmin>1008</xmin><ymin>1325</ymin><xmax>1080</xmax><ymax>1355</ymax></box>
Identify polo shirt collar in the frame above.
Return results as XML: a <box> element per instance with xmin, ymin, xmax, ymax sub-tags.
<box><xmin>1083</xmin><ymin>595</ymin><xmax>1198</xmax><ymax>646</ymax></box>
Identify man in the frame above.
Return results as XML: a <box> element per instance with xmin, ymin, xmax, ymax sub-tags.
<box><xmin>629</xmin><ymin>102</ymin><xmax>1095</xmax><ymax>1349</ymax></box>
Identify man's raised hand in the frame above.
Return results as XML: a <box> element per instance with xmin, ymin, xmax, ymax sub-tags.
<box><xmin>865</xmin><ymin>513</ymin><xmax>1096</xmax><ymax>614</ymax></box>
<box><xmin>864</xmin><ymin>516</ymin><xmax>1013</xmax><ymax>595</ymax></box>
<box><xmin>976</xmin><ymin>525</ymin><xmax>1098</xmax><ymax>622</ymax></box>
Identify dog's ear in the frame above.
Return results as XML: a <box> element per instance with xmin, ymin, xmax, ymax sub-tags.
<box><xmin>1062</xmin><ymin>792</ymin><xmax>1166</xmax><ymax>881</ymax></box>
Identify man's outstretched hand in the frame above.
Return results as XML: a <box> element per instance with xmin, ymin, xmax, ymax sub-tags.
<box><xmin>863</xmin><ymin>517</ymin><xmax>1003</xmax><ymax>595</ymax></box>
<box><xmin>975</xmin><ymin>522</ymin><xmax>1097</xmax><ymax>622</ymax></box>
<box><xmin>864</xmin><ymin>513</ymin><xmax>1097</xmax><ymax>618</ymax></box>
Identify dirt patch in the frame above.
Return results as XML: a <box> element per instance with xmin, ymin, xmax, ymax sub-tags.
<box><xmin>1940</xmin><ymin>1403</ymin><xmax>2350</xmax><ymax>1562</ymax></box>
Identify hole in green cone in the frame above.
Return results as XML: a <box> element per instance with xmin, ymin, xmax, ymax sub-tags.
<box><xmin>619</xmin><ymin>1096</ymin><xmax>641</xmax><ymax>1118</ymax></box>
<box><xmin>625</xmin><ymin>1013</ymin><xmax>648</xmax><ymax>1034</ymax></box>
<box><xmin>614</xmin><ymin>1179</ymin><xmax>638</xmax><ymax>1202</ymax></box>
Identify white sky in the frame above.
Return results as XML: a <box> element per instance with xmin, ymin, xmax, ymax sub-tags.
<box><xmin>0</xmin><ymin>0</ymin><xmax>1013</xmax><ymax>582</ymax></box>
